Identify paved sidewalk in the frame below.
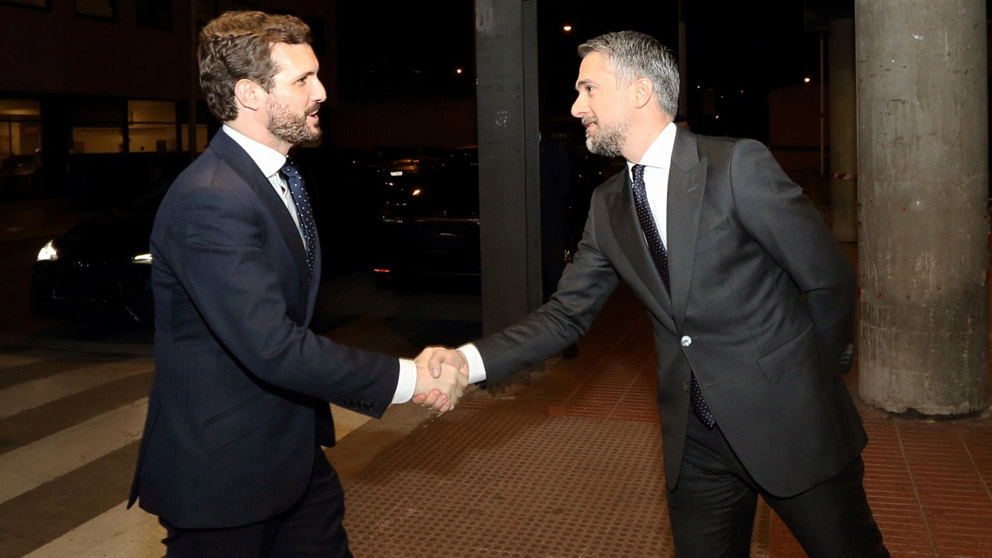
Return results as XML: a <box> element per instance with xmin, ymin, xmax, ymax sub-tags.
<box><xmin>329</xmin><ymin>282</ymin><xmax>992</xmax><ymax>557</ymax></box>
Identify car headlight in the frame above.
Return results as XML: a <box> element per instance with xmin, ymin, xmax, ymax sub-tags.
<box><xmin>37</xmin><ymin>240</ymin><xmax>58</xmax><ymax>262</ymax></box>
<box><xmin>131</xmin><ymin>253</ymin><xmax>153</xmax><ymax>264</ymax></box>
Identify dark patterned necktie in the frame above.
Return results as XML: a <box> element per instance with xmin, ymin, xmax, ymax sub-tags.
<box><xmin>631</xmin><ymin>164</ymin><xmax>716</xmax><ymax>428</ymax></box>
<box><xmin>280</xmin><ymin>160</ymin><xmax>316</xmax><ymax>283</ymax></box>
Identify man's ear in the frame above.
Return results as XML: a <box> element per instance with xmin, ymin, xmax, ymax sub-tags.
<box><xmin>633</xmin><ymin>77</ymin><xmax>654</xmax><ymax>109</ymax></box>
<box><xmin>234</xmin><ymin>78</ymin><xmax>262</xmax><ymax>112</ymax></box>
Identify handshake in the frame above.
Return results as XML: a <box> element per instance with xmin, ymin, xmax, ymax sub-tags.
<box><xmin>412</xmin><ymin>347</ymin><xmax>469</xmax><ymax>413</ymax></box>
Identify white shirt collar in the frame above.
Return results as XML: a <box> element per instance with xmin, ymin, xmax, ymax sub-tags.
<box><xmin>627</xmin><ymin>121</ymin><xmax>677</xmax><ymax>176</ymax></box>
<box><xmin>222</xmin><ymin>125</ymin><xmax>287</xmax><ymax>180</ymax></box>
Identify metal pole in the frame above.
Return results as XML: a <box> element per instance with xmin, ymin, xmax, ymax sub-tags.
<box><xmin>188</xmin><ymin>0</ymin><xmax>198</xmax><ymax>159</ymax></box>
<box><xmin>819</xmin><ymin>31</ymin><xmax>825</xmax><ymax>178</ymax></box>
<box><xmin>678</xmin><ymin>0</ymin><xmax>688</xmax><ymax>117</ymax></box>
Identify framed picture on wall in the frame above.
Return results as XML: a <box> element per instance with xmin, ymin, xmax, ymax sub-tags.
<box><xmin>1</xmin><ymin>0</ymin><xmax>49</xmax><ymax>9</ymax></box>
<box><xmin>75</xmin><ymin>0</ymin><xmax>114</xmax><ymax>20</ymax></box>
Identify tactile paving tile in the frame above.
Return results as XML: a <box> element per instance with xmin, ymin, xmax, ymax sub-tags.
<box><xmin>343</xmin><ymin>401</ymin><xmax>672</xmax><ymax>557</ymax></box>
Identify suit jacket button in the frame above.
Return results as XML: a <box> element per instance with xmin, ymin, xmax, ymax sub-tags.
<box><xmin>680</xmin><ymin>335</ymin><xmax>692</xmax><ymax>347</ymax></box>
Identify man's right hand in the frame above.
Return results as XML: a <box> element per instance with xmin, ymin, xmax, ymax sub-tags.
<box><xmin>412</xmin><ymin>347</ymin><xmax>470</xmax><ymax>411</ymax></box>
<box><xmin>413</xmin><ymin>353</ymin><xmax>467</xmax><ymax>413</ymax></box>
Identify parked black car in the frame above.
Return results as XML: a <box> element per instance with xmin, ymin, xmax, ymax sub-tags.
<box><xmin>367</xmin><ymin>145</ymin><xmax>622</xmax><ymax>288</ymax></box>
<box><xmin>30</xmin><ymin>187</ymin><xmax>163</xmax><ymax>324</ymax></box>
<box><xmin>30</xmin><ymin>149</ymin><xmax>382</xmax><ymax>324</ymax></box>
<box><xmin>370</xmin><ymin>150</ymin><xmax>481</xmax><ymax>285</ymax></box>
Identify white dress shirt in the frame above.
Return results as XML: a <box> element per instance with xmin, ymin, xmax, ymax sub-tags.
<box><xmin>458</xmin><ymin>122</ymin><xmax>679</xmax><ymax>385</ymax></box>
<box><xmin>222</xmin><ymin>125</ymin><xmax>305</xmax><ymax>243</ymax></box>
<box><xmin>221</xmin><ymin>126</ymin><xmax>417</xmax><ymax>403</ymax></box>
<box><xmin>627</xmin><ymin>121</ymin><xmax>677</xmax><ymax>245</ymax></box>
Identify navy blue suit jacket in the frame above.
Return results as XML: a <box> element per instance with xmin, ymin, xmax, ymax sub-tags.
<box><xmin>129</xmin><ymin>130</ymin><xmax>399</xmax><ymax>528</ymax></box>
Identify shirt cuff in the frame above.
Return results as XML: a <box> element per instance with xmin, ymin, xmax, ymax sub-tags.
<box><xmin>392</xmin><ymin>358</ymin><xmax>417</xmax><ymax>404</ymax></box>
<box><xmin>458</xmin><ymin>343</ymin><xmax>488</xmax><ymax>385</ymax></box>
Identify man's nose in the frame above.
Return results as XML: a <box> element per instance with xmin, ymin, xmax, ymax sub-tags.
<box><xmin>570</xmin><ymin>95</ymin><xmax>585</xmax><ymax>119</ymax></box>
<box><xmin>313</xmin><ymin>77</ymin><xmax>327</xmax><ymax>103</ymax></box>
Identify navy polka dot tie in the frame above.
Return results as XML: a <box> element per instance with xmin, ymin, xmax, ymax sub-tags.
<box><xmin>281</xmin><ymin>160</ymin><xmax>316</xmax><ymax>283</ymax></box>
<box><xmin>631</xmin><ymin>164</ymin><xmax>715</xmax><ymax>428</ymax></box>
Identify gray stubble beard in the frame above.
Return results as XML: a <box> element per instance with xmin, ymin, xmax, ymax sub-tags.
<box><xmin>585</xmin><ymin>119</ymin><xmax>629</xmax><ymax>158</ymax></box>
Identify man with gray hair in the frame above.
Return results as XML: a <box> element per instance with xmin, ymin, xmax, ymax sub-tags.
<box><xmin>423</xmin><ymin>30</ymin><xmax>888</xmax><ymax>557</ymax></box>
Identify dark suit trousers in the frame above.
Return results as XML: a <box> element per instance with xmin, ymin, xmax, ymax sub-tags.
<box><xmin>666</xmin><ymin>413</ymin><xmax>889</xmax><ymax>558</ymax></box>
<box><xmin>159</xmin><ymin>449</ymin><xmax>353</xmax><ymax>558</ymax></box>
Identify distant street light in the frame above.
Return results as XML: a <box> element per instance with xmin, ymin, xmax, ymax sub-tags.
<box><xmin>456</xmin><ymin>68</ymin><xmax>463</xmax><ymax>74</ymax></box>
<box><xmin>803</xmin><ymin>76</ymin><xmax>812</xmax><ymax>84</ymax></box>
<box><xmin>562</xmin><ymin>25</ymin><xmax>572</xmax><ymax>32</ymax></box>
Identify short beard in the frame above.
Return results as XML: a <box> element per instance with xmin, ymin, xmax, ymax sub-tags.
<box><xmin>586</xmin><ymin>120</ymin><xmax>628</xmax><ymax>158</ymax></box>
<box><xmin>266</xmin><ymin>97</ymin><xmax>321</xmax><ymax>146</ymax></box>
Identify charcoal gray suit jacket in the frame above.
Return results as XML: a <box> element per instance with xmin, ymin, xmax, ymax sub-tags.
<box><xmin>475</xmin><ymin>127</ymin><xmax>865</xmax><ymax>497</ymax></box>
<box><xmin>128</xmin><ymin>130</ymin><xmax>399</xmax><ymax>528</ymax></box>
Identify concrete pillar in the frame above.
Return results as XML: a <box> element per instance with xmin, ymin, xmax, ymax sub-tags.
<box><xmin>475</xmin><ymin>0</ymin><xmax>543</xmax><ymax>335</ymax></box>
<box><xmin>856</xmin><ymin>0</ymin><xmax>988</xmax><ymax>415</ymax></box>
<box><xmin>828</xmin><ymin>18</ymin><xmax>857</xmax><ymax>242</ymax></box>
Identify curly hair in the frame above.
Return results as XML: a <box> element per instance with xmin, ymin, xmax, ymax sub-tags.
<box><xmin>578</xmin><ymin>31</ymin><xmax>680</xmax><ymax>118</ymax></box>
<box><xmin>198</xmin><ymin>11</ymin><xmax>312</xmax><ymax>122</ymax></box>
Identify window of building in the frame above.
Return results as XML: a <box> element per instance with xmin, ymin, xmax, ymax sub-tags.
<box><xmin>68</xmin><ymin>99</ymin><xmax>208</xmax><ymax>155</ymax></box>
<box><xmin>178</xmin><ymin>101</ymin><xmax>210</xmax><ymax>154</ymax></box>
<box><xmin>75</xmin><ymin>0</ymin><xmax>114</xmax><ymax>19</ymax></box>
<box><xmin>70</xmin><ymin>99</ymin><xmax>123</xmax><ymax>154</ymax></box>
<box><xmin>0</xmin><ymin>99</ymin><xmax>42</xmax><ymax>183</ymax></box>
<box><xmin>180</xmin><ymin>125</ymin><xmax>208</xmax><ymax>153</ymax></box>
<box><xmin>128</xmin><ymin>100</ymin><xmax>178</xmax><ymax>152</ymax></box>
<box><xmin>71</xmin><ymin>127</ymin><xmax>122</xmax><ymax>153</ymax></box>
<box><xmin>136</xmin><ymin>0</ymin><xmax>171</xmax><ymax>30</ymax></box>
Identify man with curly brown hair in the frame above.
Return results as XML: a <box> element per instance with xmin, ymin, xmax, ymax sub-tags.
<box><xmin>128</xmin><ymin>11</ymin><xmax>465</xmax><ymax>557</ymax></box>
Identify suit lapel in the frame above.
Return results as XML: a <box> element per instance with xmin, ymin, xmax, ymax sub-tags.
<box><xmin>666</xmin><ymin>129</ymin><xmax>707</xmax><ymax>330</ymax></box>
<box><xmin>306</xmin><ymin>232</ymin><xmax>321</xmax><ymax>320</ymax></box>
<box><xmin>209</xmin><ymin>132</ymin><xmax>312</xmax><ymax>292</ymax></box>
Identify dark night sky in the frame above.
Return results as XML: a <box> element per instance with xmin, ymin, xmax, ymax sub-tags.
<box><xmin>683</xmin><ymin>0</ymin><xmax>818</xmax><ymax>89</ymax></box>
<box><xmin>336</xmin><ymin>1</ymin><xmax>819</xmax><ymax>139</ymax></box>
